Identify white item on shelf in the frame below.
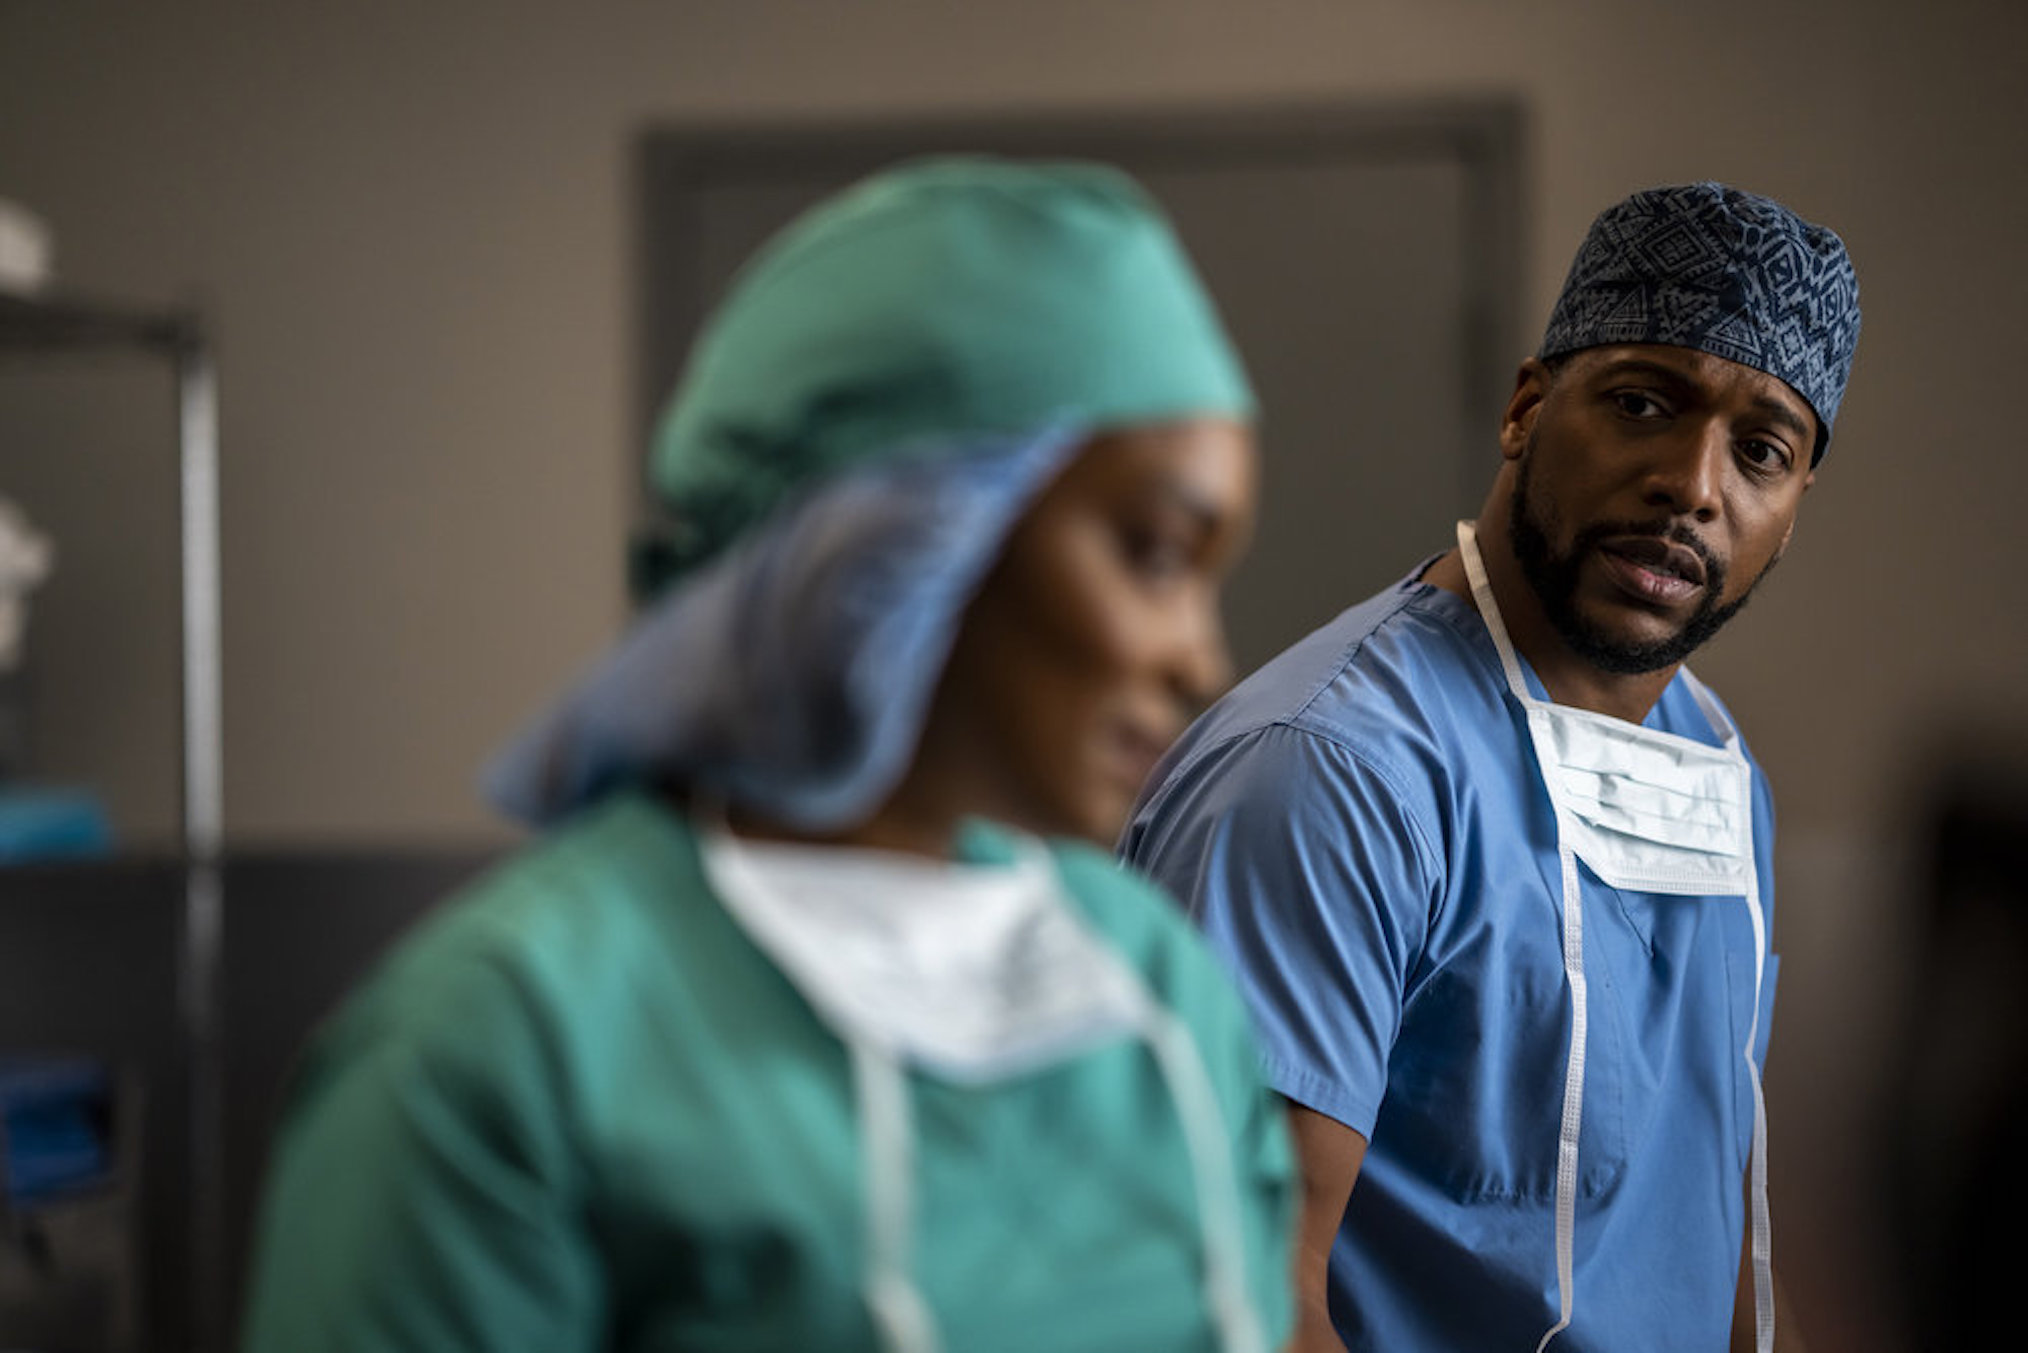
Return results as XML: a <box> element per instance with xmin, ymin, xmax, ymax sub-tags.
<box><xmin>0</xmin><ymin>498</ymin><xmax>53</xmax><ymax>671</ymax></box>
<box><xmin>0</xmin><ymin>198</ymin><xmax>54</xmax><ymax>295</ymax></box>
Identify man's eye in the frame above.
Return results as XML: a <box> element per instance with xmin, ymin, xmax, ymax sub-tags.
<box><xmin>1610</xmin><ymin>390</ymin><xmax>1667</xmax><ymax>419</ymax></box>
<box><xmin>1737</xmin><ymin>438</ymin><xmax>1791</xmax><ymax>472</ymax></box>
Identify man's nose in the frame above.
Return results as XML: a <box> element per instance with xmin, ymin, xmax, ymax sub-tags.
<box><xmin>1641</xmin><ymin>422</ymin><xmax>1727</xmax><ymax>521</ymax></box>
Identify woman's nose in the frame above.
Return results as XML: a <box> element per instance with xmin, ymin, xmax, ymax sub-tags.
<box><xmin>1171</xmin><ymin>598</ymin><xmax>1235</xmax><ymax>707</ymax></box>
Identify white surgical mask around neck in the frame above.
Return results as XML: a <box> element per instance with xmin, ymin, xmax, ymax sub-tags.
<box><xmin>697</xmin><ymin>818</ymin><xmax>1268</xmax><ymax>1353</ymax></box>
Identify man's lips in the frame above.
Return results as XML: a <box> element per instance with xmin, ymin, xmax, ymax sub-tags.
<box><xmin>1598</xmin><ymin>534</ymin><xmax>1708</xmax><ymax>586</ymax></box>
<box><xmin>1595</xmin><ymin>534</ymin><xmax>1709</xmax><ymax>606</ymax></box>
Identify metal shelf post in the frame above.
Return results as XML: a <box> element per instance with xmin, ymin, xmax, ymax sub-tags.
<box><xmin>2</xmin><ymin>291</ymin><xmax>224</xmax><ymax>1352</ymax></box>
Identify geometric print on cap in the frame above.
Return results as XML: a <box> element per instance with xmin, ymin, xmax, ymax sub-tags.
<box><xmin>1539</xmin><ymin>182</ymin><xmax>1860</xmax><ymax>462</ymax></box>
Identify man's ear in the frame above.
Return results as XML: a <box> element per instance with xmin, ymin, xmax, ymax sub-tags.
<box><xmin>1501</xmin><ymin>359</ymin><xmax>1551</xmax><ymax>462</ymax></box>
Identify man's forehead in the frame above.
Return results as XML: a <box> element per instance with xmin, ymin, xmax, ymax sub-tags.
<box><xmin>1563</xmin><ymin>343</ymin><xmax>1818</xmax><ymax>431</ymax></box>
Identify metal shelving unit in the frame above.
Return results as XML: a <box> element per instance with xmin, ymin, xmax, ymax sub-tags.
<box><xmin>0</xmin><ymin>289</ymin><xmax>222</xmax><ymax>1351</ymax></box>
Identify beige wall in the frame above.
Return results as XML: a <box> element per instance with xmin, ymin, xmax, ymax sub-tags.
<box><xmin>3</xmin><ymin>0</ymin><xmax>2019</xmax><ymax>849</ymax></box>
<box><xmin>4</xmin><ymin>2</ymin><xmax>2024</xmax><ymax>1346</ymax></box>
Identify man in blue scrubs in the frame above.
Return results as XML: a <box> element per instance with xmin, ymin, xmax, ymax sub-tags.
<box><xmin>1124</xmin><ymin>184</ymin><xmax>1860</xmax><ymax>1352</ymax></box>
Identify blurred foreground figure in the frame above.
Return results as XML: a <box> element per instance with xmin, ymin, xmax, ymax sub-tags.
<box><xmin>240</xmin><ymin>158</ymin><xmax>1294</xmax><ymax>1353</ymax></box>
<box><xmin>1126</xmin><ymin>183</ymin><xmax>1860</xmax><ymax>1352</ymax></box>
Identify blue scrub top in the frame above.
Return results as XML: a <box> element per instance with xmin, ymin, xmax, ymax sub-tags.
<box><xmin>1124</xmin><ymin>569</ymin><xmax>1778</xmax><ymax>1352</ymax></box>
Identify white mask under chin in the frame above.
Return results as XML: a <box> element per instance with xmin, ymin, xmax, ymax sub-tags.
<box><xmin>698</xmin><ymin>819</ymin><xmax>1270</xmax><ymax>1353</ymax></box>
<box><xmin>700</xmin><ymin>823</ymin><xmax>1153</xmax><ymax>1081</ymax></box>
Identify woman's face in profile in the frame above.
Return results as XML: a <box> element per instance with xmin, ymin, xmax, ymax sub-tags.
<box><xmin>916</xmin><ymin>417</ymin><xmax>1258</xmax><ymax>844</ymax></box>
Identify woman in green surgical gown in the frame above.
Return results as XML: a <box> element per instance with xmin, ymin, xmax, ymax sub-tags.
<box><xmin>238</xmin><ymin>157</ymin><xmax>1295</xmax><ymax>1353</ymax></box>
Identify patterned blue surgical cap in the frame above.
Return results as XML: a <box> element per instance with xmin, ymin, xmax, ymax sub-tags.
<box><xmin>1538</xmin><ymin>182</ymin><xmax>1860</xmax><ymax>463</ymax></box>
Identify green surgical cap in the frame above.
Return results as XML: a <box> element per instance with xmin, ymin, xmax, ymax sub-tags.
<box><xmin>643</xmin><ymin>156</ymin><xmax>1253</xmax><ymax>582</ymax></box>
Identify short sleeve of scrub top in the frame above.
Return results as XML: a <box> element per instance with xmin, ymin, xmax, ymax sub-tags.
<box><xmin>1124</xmin><ymin>718</ymin><xmax>1445</xmax><ymax>1139</ymax></box>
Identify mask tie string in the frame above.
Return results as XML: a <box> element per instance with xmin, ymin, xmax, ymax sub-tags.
<box><xmin>1456</xmin><ymin>521</ymin><xmax>1589</xmax><ymax>1352</ymax></box>
<box><xmin>1456</xmin><ymin>522</ymin><xmax>1774</xmax><ymax>1350</ymax></box>
<box><xmin>851</xmin><ymin>1040</ymin><xmax>942</xmax><ymax>1353</ymax></box>
<box><xmin>1141</xmin><ymin>1001</ymin><xmax>1270</xmax><ymax>1353</ymax></box>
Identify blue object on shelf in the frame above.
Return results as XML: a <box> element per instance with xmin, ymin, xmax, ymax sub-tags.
<box><xmin>0</xmin><ymin>1058</ymin><xmax>116</xmax><ymax>1208</ymax></box>
<box><xmin>0</xmin><ymin>786</ymin><xmax>112</xmax><ymax>862</ymax></box>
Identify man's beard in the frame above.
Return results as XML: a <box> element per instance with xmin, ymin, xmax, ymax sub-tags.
<box><xmin>1507</xmin><ymin>449</ymin><xmax>1779</xmax><ymax>675</ymax></box>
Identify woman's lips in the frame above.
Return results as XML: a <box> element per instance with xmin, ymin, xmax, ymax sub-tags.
<box><xmin>1104</xmin><ymin>720</ymin><xmax>1175</xmax><ymax>790</ymax></box>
